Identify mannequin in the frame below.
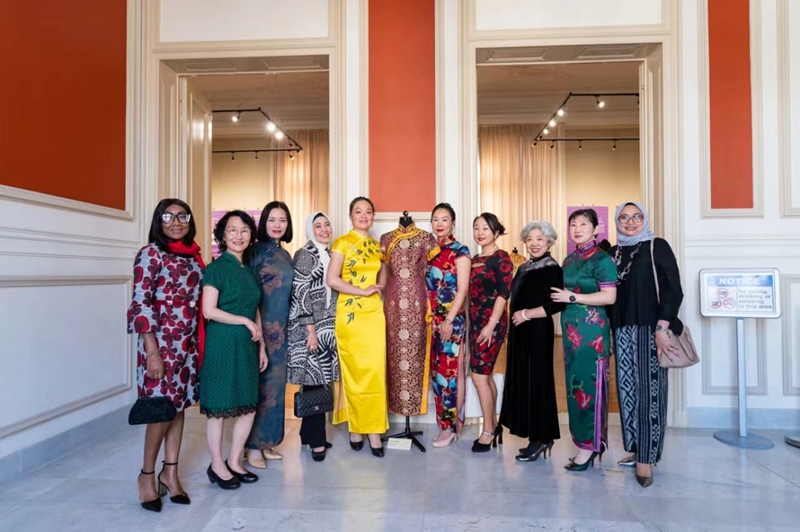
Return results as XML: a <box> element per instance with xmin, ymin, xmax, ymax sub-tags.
<box><xmin>380</xmin><ymin>212</ymin><xmax>439</xmax><ymax>451</ymax></box>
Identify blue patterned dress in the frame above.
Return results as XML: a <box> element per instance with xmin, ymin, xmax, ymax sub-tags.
<box><xmin>246</xmin><ymin>238</ymin><xmax>294</xmax><ymax>450</ymax></box>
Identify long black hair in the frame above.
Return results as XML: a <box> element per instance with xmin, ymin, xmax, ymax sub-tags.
<box><xmin>257</xmin><ymin>201</ymin><xmax>293</xmax><ymax>243</ymax></box>
<box><xmin>473</xmin><ymin>212</ymin><xmax>506</xmax><ymax>237</ymax></box>
<box><xmin>213</xmin><ymin>210</ymin><xmax>257</xmax><ymax>263</ymax></box>
<box><xmin>148</xmin><ymin>198</ymin><xmax>196</xmax><ymax>251</ymax></box>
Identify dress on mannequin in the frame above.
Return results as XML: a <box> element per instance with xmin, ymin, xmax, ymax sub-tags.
<box><xmin>380</xmin><ymin>216</ymin><xmax>439</xmax><ymax>416</ymax></box>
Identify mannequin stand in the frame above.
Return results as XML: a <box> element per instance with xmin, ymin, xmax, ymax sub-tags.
<box><xmin>382</xmin><ymin>416</ymin><xmax>426</xmax><ymax>452</ymax></box>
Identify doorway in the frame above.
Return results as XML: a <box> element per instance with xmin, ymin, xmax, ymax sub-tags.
<box><xmin>475</xmin><ymin>44</ymin><xmax>665</xmax><ymax>416</ymax></box>
<box><xmin>157</xmin><ymin>56</ymin><xmax>332</xmax><ymax>415</ymax></box>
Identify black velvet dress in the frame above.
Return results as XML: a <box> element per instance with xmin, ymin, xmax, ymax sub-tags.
<box><xmin>499</xmin><ymin>256</ymin><xmax>565</xmax><ymax>443</ymax></box>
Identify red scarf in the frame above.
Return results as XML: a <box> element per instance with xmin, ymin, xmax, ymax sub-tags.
<box><xmin>167</xmin><ymin>241</ymin><xmax>207</xmax><ymax>369</ymax></box>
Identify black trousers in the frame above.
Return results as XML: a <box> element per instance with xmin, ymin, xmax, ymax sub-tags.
<box><xmin>298</xmin><ymin>385</ymin><xmax>328</xmax><ymax>449</ymax></box>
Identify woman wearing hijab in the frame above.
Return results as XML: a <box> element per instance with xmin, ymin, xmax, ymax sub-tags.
<box><xmin>286</xmin><ymin>212</ymin><xmax>340</xmax><ymax>462</ymax></box>
<box><xmin>609</xmin><ymin>202</ymin><xmax>684</xmax><ymax>488</ymax></box>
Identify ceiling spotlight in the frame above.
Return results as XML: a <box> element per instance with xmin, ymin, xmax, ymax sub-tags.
<box><xmin>266</xmin><ymin>122</ymin><xmax>277</xmax><ymax>132</ymax></box>
<box><xmin>596</xmin><ymin>96</ymin><xmax>605</xmax><ymax>108</ymax></box>
<box><xmin>549</xmin><ymin>119</ymin><xmax>556</xmax><ymax>127</ymax></box>
<box><xmin>578</xmin><ymin>140</ymin><xmax>583</xmax><ymax>151</ymax></box>
<box><xmin>255</xmin><ymin>151</ymin><xmax>259</xmax><ymax>160</ymax></box>
<box><xmin>231</xmin><ymin>152</ymin><xmax>235</xmax><ymax>161</ymax></box>
<box><xmin>543</xmin><ymin>128</ymin><xmax>550</xmax><ymax>135</ymax></box>
<box><xmin>532</xmin><ymin>141</ymin><xmax>538</xmax><ymax>147</ymax></box>
<box><xmin>550</xmin><ymin>141</ymin><xmax>555</xmax><ymax>150</ymax></box>
<box><xmin>232</xmin><ymin>112</ymin><xmax>240</xmax><ymax>123</ymax></box>
<box><xmin>289</xmin><ymin>152</ymin><xmax>295</xmax><ymax>160</ymax></box>
<box><xmin>612</xmin><ymin>140</ymin><xmax>617</xmax><ymax>151</ymax></box>
<box><xmin>275</xmin><ymin>131</ymin><xmax>285</xmax><ymax>140</ymax></box>
<box><xmin>557</xmin><ymin>108</ymin><xmax>565</xmax><ymax>116</ymax></box>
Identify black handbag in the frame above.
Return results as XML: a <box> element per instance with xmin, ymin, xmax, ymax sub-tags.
<box><xmin>293</xmin><ymin>385</ymin><xmax>333</xmax><ymax>418</ymax></box>
<box><xmin>128</xmin><ymin>396</ymin><xmax>177</xmax><ymax>425</ymax></box>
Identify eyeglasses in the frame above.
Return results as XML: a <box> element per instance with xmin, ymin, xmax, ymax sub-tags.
<box><xmin>618</xmin><ymin>214</ymin><xmax>644</xmax><ymax>223</ymax></box>
<box><xmin>162</xmin><ymin>213</ymin><xmax>191</xmax><ymax>224</ymax></box>
<box><xmin>226</xmin><ymin>228</ymin><xmax>252</xmax><ymax>237</ymax></box>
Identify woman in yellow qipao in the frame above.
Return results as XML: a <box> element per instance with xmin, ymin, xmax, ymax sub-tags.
<box><xmin>326</xmin><ymin>196</ymin><xmax>389</xmax><ymax>457</ymax></box>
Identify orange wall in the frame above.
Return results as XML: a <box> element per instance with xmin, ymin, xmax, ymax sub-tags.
<box><xmin>708</xmin><ymin>0</ymin><xmax>753</xmax><ymax>209</ymax></box>
<box><xmin>0</xmin><ymin>1</ymin><xmax>127</xmax><ymax>210</ymax></box>
<box><xmin>369</xmin><ymin>0</ymin><xmax>436</xmax><ymax>212</ymax></box>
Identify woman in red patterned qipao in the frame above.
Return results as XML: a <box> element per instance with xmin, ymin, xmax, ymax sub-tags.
<box><xmin>128</xmin><ymin>199</ymin><xmax>205</xmax><ymax>512</ymax></box>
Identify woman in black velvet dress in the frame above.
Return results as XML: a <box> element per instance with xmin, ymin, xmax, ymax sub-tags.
<box><xmin>499</xmin><ymin>221</ymin><xmax>565</xmax><ymax>462</ymax></box>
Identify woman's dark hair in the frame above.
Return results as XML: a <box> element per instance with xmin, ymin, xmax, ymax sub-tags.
<box><xmin>473</xmin><ymin>212</ymin><xmax>506</xmax><ymax>237</ymax></box>
<box><xmin>431</xmin><ymin>202</ymin><xmax>456</xmax><ymax>222</ymax></box>
<box><xmin>214</xmin><ymin>210</ymin><xmax>257</xmax><ymax>263</ymax></box>
<box><xmin>568</xmin><ymin>208</ymin><xmax>599</xmax><ymax>228</ymax></box>
<box><xmin>597</xmin><ymin>239</ymin><xmax>612</xmax><ymax>252</ymax></box>
<box><xmin>148</xmin><ymin>198</ymin><xmax>197</xmax><ymax>251</ymax></box>
<box><xmin>349</xmin><ymin>196</ymin><xmax>375</xmax><ymax>215</ymax></box>
<box><xmin>257</xmin><ymin>201</ymin><xmax>293</xmax><ymax>243</ymax></box>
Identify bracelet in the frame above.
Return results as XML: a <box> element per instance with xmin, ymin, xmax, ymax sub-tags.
<box><xmin>444</xmin><ymin>318</ymin><xmax>454</xmax><ymax>325</ymax></box>
<box><xmin>489</xmin><ymin>317</ymin><xmax>499</xmax><ymax>324</ymax></box>
<box><xmin>522</xmin><ymin>310</ymin><xmax>529</xmax><ymax>321</ymax></box>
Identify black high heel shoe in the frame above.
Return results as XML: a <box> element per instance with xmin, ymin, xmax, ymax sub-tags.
<box><xmin>349</xmin><ymin>436</ymin><xmax>364</xmax><ymax>451</ymax></box>
<box><xmin>207</xmin><ymin>464</ymin><xmax>241</xmax><ymax>490</ymax></box>
<box><xmin>311</xmin><ymin>448</ymin><xmax>327</xmax><ymax>462</ymax></box>
<box><xmin>472</xmin><ymin>430</ymin><xmax>496</xmax><ymax>453</ymax></box>
<box><xmin>515</xmin><ymin>440</ymin><xmax>554</xmax><ymax>462</ymax></box>
<box><xmin>157</xmin><ymin>461</ymin><xmax>190</xmax><ymax>505</ymax></box>
<box><xmin>369</xmin><ymin>440</ymin><xmax>385</xmax><ymax>458</ymax></box>
<box><xmin>494</xmin><ymin>425</ymin><xmax>504</xmax><ymax>447</ymax></box>
<box><xmin>564</xmin><ymin>451</ymin><xmax>598</xmax><ymax>471</ymax></box>
<box><xmin>138</xmin><ymin>470</ymin><xmax>162</xmax><ymax>513</ymax></box>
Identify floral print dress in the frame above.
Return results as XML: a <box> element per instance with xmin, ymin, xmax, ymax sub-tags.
<box><xmin>426</xmin><ymin>235</ymin><xmax>471</xmax><ymax>431</ymax></box>
<box><xmin>468</xmin><ymin>249</ymin><xmax>514</xmax><ymax>375</ymax></box>
<box><xmin>560</xmin><ymin>241</ymin><xmax>617</xmax><ymax>452</ymax></box>
<box><xmin>127</xmin><ymin>243</ymin><xmax>203</xmax><ymax>412</ymax></box>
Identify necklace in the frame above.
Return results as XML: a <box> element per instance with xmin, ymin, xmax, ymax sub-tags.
<box><xmin>614</xmin><ymin>242</ymin><xmax>643</xmax><ymax>282</ymax></box>
<box><xmin>480</xmin><ymin>245</ymin><xmax>499</xmax><ymax>257</ymax></box>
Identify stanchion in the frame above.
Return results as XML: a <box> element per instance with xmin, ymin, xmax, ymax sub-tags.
<box><xmin>713</xmin><ymin>318</ymin><xmax>774</xmax><ymax>450</ymax></box>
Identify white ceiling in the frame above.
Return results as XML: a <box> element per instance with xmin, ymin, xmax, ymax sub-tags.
<box><xmin>187</xmin><ymin>71</ymin><xmax>330</xmax><ymax>138</ymax></box>
<box><xmin>477</xmin><ymin>61</ymin><xmax>641</xmax><ymax>127</ymax></box>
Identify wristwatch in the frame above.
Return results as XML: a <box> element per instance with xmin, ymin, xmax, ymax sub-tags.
<box><xmin>444</xmin><ymin>318</ymin><xmax>454</xmax><ymax>325</ymax></box>
<box><xmin>655</xmin><ymin>324</ymin><xmax>668</xmax><ymax>333</ymax></box>
<box><xmin>569</xmin><ymin>295</ymin><xmax>576</xmax><ymax>303</ymax></box>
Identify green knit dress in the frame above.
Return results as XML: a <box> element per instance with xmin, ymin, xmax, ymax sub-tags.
<box><xmin>199</xmin><ymin>251</ymin><xmax>262</xmax><ymax>418</ymax></box>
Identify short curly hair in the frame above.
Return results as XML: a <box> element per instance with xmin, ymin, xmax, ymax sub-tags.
<box><xmin>213</xmin><ymin>210</ymin><xmax>257</xmax><ymax>263</ymax></box>
<box><xmin>519</xmin><ymin>221</ymin><xmax>558</xmax><ymax>244</ymax></box>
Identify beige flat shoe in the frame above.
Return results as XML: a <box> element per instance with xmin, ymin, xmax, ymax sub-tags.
<box><xmin>245</xmin><ymin>451</ymin><xmax>267</xmax><ymax>469</ymax></box>
<box><xmin>262</xmin><ymin>448</ymin><xmax>283</xmax><ymax>460</ymax></box>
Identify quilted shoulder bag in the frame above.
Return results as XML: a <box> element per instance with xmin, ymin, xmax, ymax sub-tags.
<box><xmin>651</xmin><ymin>241</ymin><xmax>699</xmax><ymax>368</ymax></box>
<box><xmin>294</xmin><ymin>384</ymin><xmax>334</xmax><ymax>418</ymax></box>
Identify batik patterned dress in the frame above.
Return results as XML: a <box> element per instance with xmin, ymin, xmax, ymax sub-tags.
<box><xmin>331</xmin><ymin>230</ymin><xmax>389</xmax><ymax>434</ymax></box>
<box><xmin>468</xmin><ymin>249</ymin><xmax>514</xmax><ymax>374</ymax></box>
<box><xmin>380</xmin><ymin>224</ymin><xmax>439</xmax><ymax>416</ymax></box>
<box><xmin>127</xmin><ymin>244</ymin><xmax>203</xmax><ymax>412</ymax></box>
<box><xmin>560</xmin><ymin>241</ymin><xmax>617</xmax><ymax>452</ymax></box>
<box><xmin>426</xmin><ymin>235</ymin><xmax>470</xmax><ymax>431</ymax></box>
<box><xmin>247</xmin><ymin>238</ymin><xmax>294</xmax><ymax>451</ymax></box>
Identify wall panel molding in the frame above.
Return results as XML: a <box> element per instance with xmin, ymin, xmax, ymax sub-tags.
<box><xmin>702</xmin><ymin>317</ymin><xmax>767</xmax><ymax>396</ymax></box>
<box><xmin>777</xmin><ymin>0</ymin><xmax>800</xmax><ymax>217</ymax></box>
<box><xmin>0</xmin><ymin>275</ymin><xmax>133</xmax><ymax>438</ymax></box>
<box><xmin>698</xmin><ymin>0</ymin><xmax>764</xmax><ymax>218</ymax></box>
<box><xmin>781</xmin><ymin>274</ymin><xmax>800</xmax><ymax>395</ymax></box>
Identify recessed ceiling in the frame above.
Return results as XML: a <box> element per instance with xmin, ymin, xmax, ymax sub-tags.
<box><xmin>477</xmin><ymin>61</ymin><xmax>641</xmax><ymax>127</ymax></box>
<box><xmin>186</xmin><ymin>71</ymin><xmax>330</xmax><ymax>138</ymax></box>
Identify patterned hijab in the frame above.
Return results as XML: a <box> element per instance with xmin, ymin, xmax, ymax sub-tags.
<box><xmin>306</xmin><ymin>211</ymin><xmax>333</xmax><ymax>306</ymax></box>
<box><xmin>615</xmin><ymin>201</ymin><xmax>655</xmax><ymax>247</ymax></box>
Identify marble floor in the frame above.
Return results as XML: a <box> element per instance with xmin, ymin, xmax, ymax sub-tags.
<box><xmin>1</xmin><ymin>409</ymin><xmax>799</xmax><ymax>531</ymax></box>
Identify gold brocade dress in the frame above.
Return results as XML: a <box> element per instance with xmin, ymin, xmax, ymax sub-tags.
<box><xmin>331</xmin><ymin>230</ymin><xmax>389</xmax><ymax>433</ymax></box>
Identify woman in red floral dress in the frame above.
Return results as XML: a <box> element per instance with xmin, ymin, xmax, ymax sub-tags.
<box><xmin>128</xmin><ymin>199</ymin><xmax>205</xmax><ymax>512</ymax></box>
<box><xmin>469</xmin><ymin>212</ymin><xmax>514</xmax><ymax>453</ymax></box>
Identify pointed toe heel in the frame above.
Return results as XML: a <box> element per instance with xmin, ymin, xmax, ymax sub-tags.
<box><xmin>157</xmin><ymin>461</ymin><xmax>191</xmax><ymax>505</ymax></box>
<box><xmin>138</xmin><ymin>470</ymin><xmax>162</xmax><ymax>513</ymax></box>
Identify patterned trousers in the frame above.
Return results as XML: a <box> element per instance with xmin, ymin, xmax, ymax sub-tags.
<box><xmin>614</xmin><ymin>325</ymin><xmax>669</xmax><ymax>464</ymax></box>
<box><xmin>430</xmin><ymin>324</ymin><xmax>463</xmax><ymax>431</ymax></box>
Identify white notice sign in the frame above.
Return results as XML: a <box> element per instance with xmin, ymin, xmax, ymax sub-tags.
<box><xmin>699</xmin><ymin>269</ymin><xmax>781</xmax><ymax>319</ymax></box>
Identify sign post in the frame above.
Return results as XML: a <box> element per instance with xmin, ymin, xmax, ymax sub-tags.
<box><xmin>699</xmin><ymin>269</ymin><xmax>781</xmax><ymax>450</ymax></box>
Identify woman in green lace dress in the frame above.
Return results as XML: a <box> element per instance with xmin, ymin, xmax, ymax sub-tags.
<box><xmin>551</xmin><ymin>209</ymin><xmax>617</xmax><ymax>472</ymax></box>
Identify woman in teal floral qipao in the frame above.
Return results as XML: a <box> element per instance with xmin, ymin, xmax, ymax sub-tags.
<box><xmin>551</xmin><ymin>209</ymin><xmax>617</xmax><ymax>471</ymax></box>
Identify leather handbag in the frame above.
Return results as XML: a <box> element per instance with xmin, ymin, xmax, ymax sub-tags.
<box><xmin>651</xmin><ymin>241</ymin><xmax>699</xmax><ymax>369</ymax></box>
<box><xmin>128</xmin><ymin>396</ymin><xmax>177</xmax><ymax>425</ymax></box>
<box><xmin>294</xmin><ymin>385</ymin><xmax>334</xmax><ymax>418</ymax></box>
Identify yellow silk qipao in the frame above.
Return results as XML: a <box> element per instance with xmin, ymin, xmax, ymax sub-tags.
<box><xmin>331</xmin><ymin>230</ymin><xmax>389</xmax><ymax>433</ymax></box>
